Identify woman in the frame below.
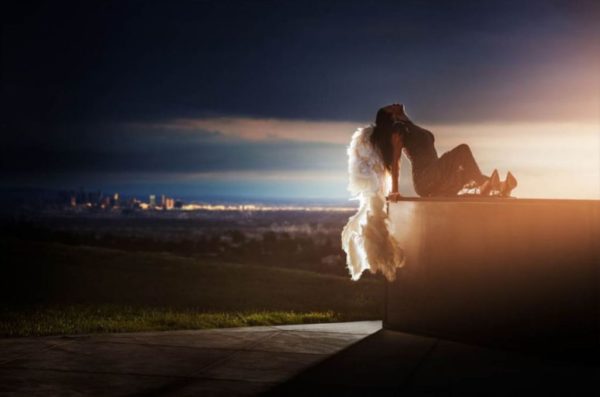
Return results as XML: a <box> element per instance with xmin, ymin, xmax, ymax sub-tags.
<box><xmin>372</xmin><ymin>103</ymin><xmax>517</xmax><ymax>200</ymax></box>
<box><xmin>341</xmin><ymin>103</ymin><xmax>517</xmax><ymax>282</ymax></box>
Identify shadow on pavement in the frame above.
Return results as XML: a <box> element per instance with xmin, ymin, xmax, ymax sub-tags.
<box><xmin>261</xmin><ymin>329</ymin><xmax>598</xmax><ymax>396</ymax></box>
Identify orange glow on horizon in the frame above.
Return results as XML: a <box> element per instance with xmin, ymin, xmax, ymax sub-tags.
<box><xmin>131</xmin><ymin>118</ymin><xmax>599</xmax><ymax>200</ymax></box>
<box><xmin>426</xmin><ymin>122</ymin><xmax>600</xmax><ymax>200</ymax></box>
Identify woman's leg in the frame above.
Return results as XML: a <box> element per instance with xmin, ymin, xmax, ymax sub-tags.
<box><xmin>444</xmin><ymin>143</ymin><xmax>488</xmax><ymax>185</ymax></box>
<box><xmin>417</xmin><ymin>144</ymin><xmax>488</xmax><ymax>196</ymax></box>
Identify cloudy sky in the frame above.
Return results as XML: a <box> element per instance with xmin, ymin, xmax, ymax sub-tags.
<box><xmin>1</xmin><ymin>0</ymin><xmax>599</xmax><ymax>200</ymax></box>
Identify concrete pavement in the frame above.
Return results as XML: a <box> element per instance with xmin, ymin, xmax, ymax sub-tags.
<box><xmin>1</xmin><ymin>321</ymin><xmax>597</xmax><ymax>396</ymax></box>
<box><xmin>0</xmin><ymin>321</ymin><xmax>379</xmax><ymax>396</ymax></box>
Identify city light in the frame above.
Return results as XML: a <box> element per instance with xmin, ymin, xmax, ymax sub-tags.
<box><xmin>53</xmin><ymin>187</ymin><xmax>356</xmax><ymax>213</ymax></box>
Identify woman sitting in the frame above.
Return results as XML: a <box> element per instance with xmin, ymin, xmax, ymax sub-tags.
<box><xmin>341</xmin><ymin>103</ymin><xmax>518</xmax><ymax>282</ymax></box>
<box><xmin>371</xmin><ymin>103</ymin><xmax>517</xmax><ymax>200</ymax></box>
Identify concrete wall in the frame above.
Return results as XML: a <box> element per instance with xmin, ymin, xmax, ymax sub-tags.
<box><xmin>385</xmin><ymin>198</ymin><xmax>600</xmax><ymax>364</ymax></box>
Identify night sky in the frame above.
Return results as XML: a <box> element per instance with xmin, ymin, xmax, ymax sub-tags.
<box><xmin>2</xmin><ymin>0</ymin><xmax>599</xmax><ymax>200</ymax></box>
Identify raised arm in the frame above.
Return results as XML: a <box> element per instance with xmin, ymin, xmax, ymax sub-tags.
<box><xmin>388</xmin><ymin>131</ymin><xmax>404</xmax><ymax>201</ymax></box>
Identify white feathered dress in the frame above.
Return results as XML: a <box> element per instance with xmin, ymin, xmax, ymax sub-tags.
<box><xmin>340</xmin><ymin>125</ymin><xmax>406</xmax><ymax>282</ymax></box>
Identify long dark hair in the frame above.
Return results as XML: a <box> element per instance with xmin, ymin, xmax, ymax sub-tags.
<box><xmin>370</xmin><ymin>107</ymin><xmax>396</xmax><ymax>172</ymax></box>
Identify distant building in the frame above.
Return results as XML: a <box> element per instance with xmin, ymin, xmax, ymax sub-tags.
<box><xmin>77</xmin><ymin>187</ymin><xmax>85</xmax><ymax>204</ymax></box>
<box><xmin>149</xmin><ymin>194</ymin><xmax>157</xmax><ymax>207</ymax></box>
<box><xmin>88</xmin><ymin>190</ymin><xmax>102</xmax><ymax>206</ymax></box>
<box><xmin>64</xmin><ymin>187</ymin><xmax>103</xmax><ymax>207</ymax></box>
<box><xmin>165</xmin><ymin>197</ymin><xmax>175</xmax><ymax>210</ymax></box>
<box><xmin>126</xmin><ymin>197</ymin><xmax>137</xmax><ymax>208</ymax></box>
<box><xmin>160</xmin><ymin>194</ymin><xmax>166</xmax><ymax>206</ymax></box>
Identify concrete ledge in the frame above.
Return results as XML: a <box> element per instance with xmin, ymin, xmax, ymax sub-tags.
<box><xmin>385</xmin><ymin>198</ymin><xmax>600</xmax><ymax>363</ymax></box>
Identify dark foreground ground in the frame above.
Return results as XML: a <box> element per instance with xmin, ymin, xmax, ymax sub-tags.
<box><xmin>1</xmin><ymin>208</ymin><xmax>389</xmax><ymax>336</ymax></box>
<box><xmin>2</xmin><ymin>321</ymin><xmax>596</xmax><ymax>397</ymax></box>
<box><xmin>3</xmin><ymin>210</ymin><xmax>595</xmax><ymax>395</ymax></box>
<box><xmin>0</xmin><ymin>237</ymin><xmax>383</xmax><ymax>337</ymax></box>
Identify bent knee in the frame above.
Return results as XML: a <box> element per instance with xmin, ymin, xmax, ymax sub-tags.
<box><xmin>454</xmin><ymin>143</ymin><xmax>471</xmax><ymax>153</ymax></box>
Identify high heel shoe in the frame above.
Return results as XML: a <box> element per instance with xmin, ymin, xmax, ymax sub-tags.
<box><xmin>499</xmin><ymin>171</ymin><xmax>518</xmax><ymax>197</ymax></box>
<box><xmin>479</xmin><ymin>169</ymin><xmax>500</xmax><ymax>196</ymax></box>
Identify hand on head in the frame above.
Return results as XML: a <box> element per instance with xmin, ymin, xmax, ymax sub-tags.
<box><xmin>384</xmin><ymin>103</ymin><xmax>411</xmax><ymax>123</ymax></box>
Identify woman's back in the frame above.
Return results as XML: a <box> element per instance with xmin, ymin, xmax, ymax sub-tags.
<box><xmin>400</xmin><ymin>121</ymin><xmax>438</xmax><ymax>172</ymax></box>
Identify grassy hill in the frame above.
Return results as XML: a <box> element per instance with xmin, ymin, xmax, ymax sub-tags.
<box><xmin>0</xmin><ymin>238</ymin><xmax>384</xmax><ymax>336</ymax></box>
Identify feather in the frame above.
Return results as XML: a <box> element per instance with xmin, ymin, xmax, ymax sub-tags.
<box><xmin>341</xmin><ymin>126</ymin><xmax>406</xmax><ymax>282</ymax></box>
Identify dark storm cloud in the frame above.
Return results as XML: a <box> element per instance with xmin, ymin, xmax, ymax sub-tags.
<box><xmin>1</xmin><ymin>0</ymin><xmax>598</xmax><ymax>189</ymax></box>
<box><xmin>0</xmin><ymin>121</ymin><xmax>345</xmax><ymax>175</ymax></box>
<box><xmin>3</xmin><ymin>0</ymin><xmax>598</xmax><ymax>126</ymax></box>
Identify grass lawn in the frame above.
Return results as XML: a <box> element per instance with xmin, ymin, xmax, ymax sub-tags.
<box><xmin>0</xmin><ymin>305</ymin><xmax>342</xmax><ymax>337</ymax></box>
<box><xmin>1</xmin><ymin>239</ymin><xmax>384</xmax><ymax>337</ymax></box>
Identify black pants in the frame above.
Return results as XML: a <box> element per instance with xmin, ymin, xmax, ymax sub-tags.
<box><xmin>414</xmin><ymin>144</ymin><xmax>489</xmax><ymax>197</ymax></box>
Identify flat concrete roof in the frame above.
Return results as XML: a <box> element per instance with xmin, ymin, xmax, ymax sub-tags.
<box><xmin>388</xmin><ymin>196</ymin><xmax>600</xmax><ymax>204</ymax></box>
